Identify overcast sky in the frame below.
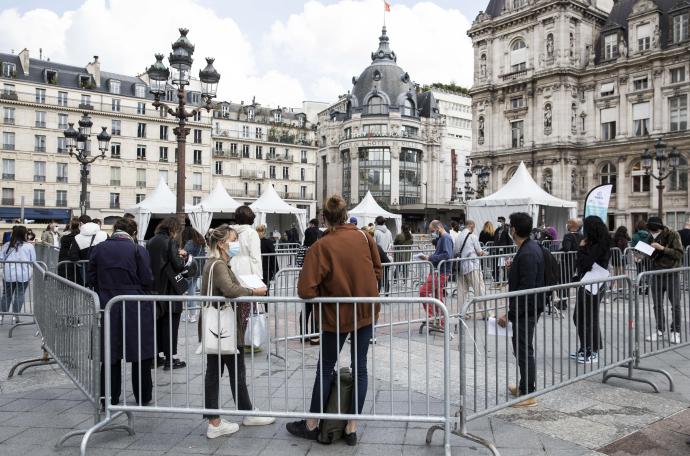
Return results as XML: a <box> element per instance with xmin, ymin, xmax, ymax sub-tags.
<box><xmin>0</xmin><ymin>0</ymin><xmax>480</xmax><ymax>107</ymax></box>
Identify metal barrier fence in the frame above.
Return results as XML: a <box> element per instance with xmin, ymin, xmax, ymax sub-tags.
<box><xmin>81</xmin><ymin>295</ymin><xmax>452</xmax><ymax>456</ymax></box>
<box><xmin>35</xmin><ymin>243</ymin><xmax>60</xmax><ymax>271</ymax></box>
<box><xmin>55</xmin><ymin>260</ymin><xmax>90</xmax><ymax>288</ymax></box>
<box><xmin>540</xmin><ymin>240</ymin><xmax>562</xmax><ymax>252</ymax></box>
<box><xmin>1</xmin><ymin>260</ymin><xmax>38</xmax><ymax>337</ymax></box>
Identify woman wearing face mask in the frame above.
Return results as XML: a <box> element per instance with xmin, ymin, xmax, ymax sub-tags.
<box><xmin>200</xmin><ymin>225</ymin><xmax>274</xmax><ymax>439</ymax></box>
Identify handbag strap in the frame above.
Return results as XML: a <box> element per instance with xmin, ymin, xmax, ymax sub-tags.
<box><xmin>457</xmin><ymin>232</ymin><xmax>471</xmax><ymax>258</ymax></box>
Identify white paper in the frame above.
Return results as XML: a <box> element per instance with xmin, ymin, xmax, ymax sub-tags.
<box><xmin>634</xmin><ymin>241</ymin><xmax>655</xmax><ymax>257</ymax></box>
<box><xmin>487</xmin><ymin>317</ymin><xmax>512</xmax><ymax>337</ymax></box>
<box><xmin>413</xmin><ymin>253</ymin><xmax>425</xmax><ymax>261</ymax></box>
<box><xmin>238</xmin><ymin>274</ymin><xmax>267</xmax><ymax>289</ymax></box>
<box><xmin>581</xmin><ymin>262</ymin><xmax>610</xmax><ymax>295</ymax></box>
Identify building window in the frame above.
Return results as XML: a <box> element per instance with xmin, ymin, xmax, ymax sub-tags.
<box><xmin>214</xmin><ymin>161</ymin><xmax>223</xmax><ymax>175</ymax></box>
<box><xmin>299</xmin><ymin>185</ymin><xmax>306</xmax><ymax>199</ymax></box>
<box><xmin>193</xmin><ymin>172</ymin><xmax>202</xmax><ymax>190</ymax></box>
<box><xmin>35</xmin><ymin>135</ymin><xmax>46</xmax><ymax>152</ymax></box>
<box><xmin>242</xmin><ymin>144</ymin><xmax>250</xmax><ymax>158</ymax></box>
<box><xmin>160</xmin><ymin>125</ymin><xmax>168</xmax><ymax>140</ymax></box>
<box><xmin>111</xmin><ymin>119</ymin><xmax>121</xmax><ymax>135</ymax></box>
<box><xmin>109</xmin><ymin>193</ymin><xmax>120</xmax><ymax>209</ymax></box>
<box><xmin>135</xmin><ymin>85</ymin><xmax>146</xmax><ymax>98</ymax></box>
<box><xmin>247</xmin><ymin>108</ymin><xmax>255</xmax><ymax>121</ymax></box>
<box><xmin>363</xmin><ymin>124</ymin><xmax>388</xmax><ymax>135</ymax></box>
<box><xmin>34</xmin><ymin>161</ymin><xmax>46</xmax><ymax>182</ymax></box>
<box><xmin>136</xmin><ymin>194</ymin><xmax>145</xmax><ymax>204</ymax></box>
<box><xmin>193</xmin><ymin>149</ymin><xmax>202</xmax><ymax>165</ymax></box>
<box><xmin>600</xmin><ymin>82</ymin><xmax>615</xmax><ymax>97</ymax></box>
<box><xmin>300</xmin><ymin>168</ymin><xmax>306</xmax><ymax>181</ymax></box>
<box><xmin>399</xmin><ymin>148</ymin><xmax>421</xmax><ymax>205</ymax></box>
<box><xmin>58</xmin><ymin>91</ymin><xmax>68</xmax><ymax>107</ymax></box>
<box><xmin>137</xmin><ymin>145</ymin><xmax>146</xmax><ymax>160</ymax></box>
<box><xmin>215</xmin><ymin>141</ymin><xmax>223</xmax><ymax>152</ymax></box>
<box><xmin>256</xmin><ymin>127</ymin><xmax>262</xmax><ymax>139</ymax></box>
<box><xmin>670</xmin><ymin>95</ymin><xmax>688</xmax><ymax>131</ymax></box>
<box><xmin>56</xmin><ymin>190</ymin><xmax>67</xmax><ymax>207</ymax></box>
<box><xmin>242</xmin><ymin>126</ymin><xmax>250</xmax><ymax>138</ymax></box>
<box><xmin>402</xmin><ymin>98</ymin><xmax>415</xmax><ymax>116</ymax></box>
<box><xmin>2</xmin><ymin>83</ymin><xmax>15</xmax><ymax>95</ymax></box>
<box><xmin>58</xmin><ymin>113</ymin><xmax>68</xmax><ymax>129</ymax></box>
<box><xmin>230</xmin><ymin>143</ymin><xmax>238</xmax><ymax>155</ymax></box>
<box><xmin>269</xmin><ymin>165</ymin><xmax>276</xmax><ymax>179</ymax></box>
<box><xmin>111</xmin><ymin>98</ymin><xmax>121</xmax><ymax>112</ymax></box>
<box><xmin>58</xmin><ymin>137</ymin><xmax>67</xmax><ymax>153</ymax></box>
<box><xmin>273</xmin><ymin>111</ymin><xmax>282</xmax><ymax>123</ymax></box>
<box><xmin>136</xmin><ymin>168</ymin><xmax>146</xmax><ymax>188</ymax></box>
<box><xmin>631</xmin><ymin>160</ymin><xmax>650</xmax><ymax>192</ymax></box>
<box><xmin>599</xmin><ymin>162</ymin><xmax>617</xmax><ymax>193</ymax></box>
<box><xmin>1</xmin><ymin>188</ymin><xmax>14</xmax><ymax>205</ymax></box>
<box><xmin>33</xmin><ymin>189</ymin><xmax>45</xmax><ymax>206</ymax></box>
<box><xmin>1</xmin><ymin>62</ymin><xmax>16</xmax><ymax>77</ymax></box>
<box><xmin>2</xmin><ymin>107</ymin><xmax>14</xmax><ymax>125</ymax></box>
<box><xmin>510</xmin><ymin>97</ymin><xmax>524</xmax><ymax>109</ymax></box>
<box><xmin>137</xmin><ymin>102</ymin><xmax>146</xmax><ymax>115</ymax></box>
<box><xmin>3</xmin><ymin>131</ymin><xmax>15</xmax><ymax>150</ymax></box>
<box><xmin>192</xmin><ymin>196</ymin><xmax>201</xmax><ymax>205</ymax></box>
<box><xmin>137</xmin><ymin>123</ymin><xmax>146</xmax><ymax>138</ymax></box>
<box><xmin>301</xmin><ymin>150</ymin><xmax>308</xmax><ymax>163</ymax></box>
<box><xmin>673</xmin><ymin>13</ymin><xmax>689</xmax><ymax>43</ymax></box>
<box><xmin>358</xmin><ymin>147</ymin><xmax>391</xmax><ymax>201</ymax></box>
<box><xmin>670</xmin><ymin>155</ymin><xmax>688</xmax><ymax>191</ymax></box>
<box><xmin>600</xmin><ymin>107</ymin><xmax>617</xmax><ymax>140</ymax></box>
<box><xmin>604</xmin><ymin>34</ymin><xmax>618</xmax><ymax>60</ymax></box>
<box><xmin>510</xmin><ymin>120</ymin><xmax>524</xmax><ymax>148</ymax></box>
<box><xmin>35</xmin><ymin>88</ymin><xmax>46</xmax><ymax>103</ymax></box>
<box><xmin>637</xmin><ymin>23</ymin><xmax>651</xmax><ymax>51</ymax></box>
<box><xmin>109</xmin><ymin>80</ymin><xmax>120</xmax><ymax>94</ymax></box>
<box><xmin>193</xmin><ymin>129</ymin><xmax>202</xmax><ymax>144</ymax></box>
<box><xmin>282</xmin><ymin>166</ymin><xmax>289</xmax><ymax>180</ymax></box>
<box><xmin>2</xmin><ymin>159</ymin><xmax>14</xmax><ymax>180</ymax></box>
<box><xmin>670</xmin><ymin>67</ymin><xmax>686</xmax><ymax>83</ymax></box>
<box><xmin>56</xmin><ymin>163</ymin><xmax>68</xmax><ymax>183</ymax></box>
<box><xmin>159</xmin><ymin>169</ymin><xmax>168</xmax><ymax>184</ymax></box>
<box><xmin>632</xmin><ymin>102</ymin><xmax>650</xmax><ymax>136</ymax></box>
<box><xmin>510</xmin><ymin>39</ymin><xmax>527</xmax><ymax>71</ymax></box>
<box><xmin>110</xmin><ymin>166</ymin><xmax>121</xmax><ymax>186</ymax></box>
<box><xmin>80</xmin><ymin>94</ymin><xmax>91</xmax><ymax>107</ymax></box>
<box><xmin>110</xmin><ymin>142</ymin><xmax>121</xmax><ymax>158</ymax></box>
<box><xmin>255</xmin><ymin>146</ymin><xmax>263</xmax><ymax>159</ymax></box>
<box><xmin>366</xmin><ymin>96</ymin><xmax>388</xmax><ymax>115</ymax></box>
<box><xmin>159</xmin><ymin>146</ymin><xmax>168</xmax><ymax>162</ymax></box>
<box><xmin>35</xmin><ymin>111</ymin><xmax>46</xmax><ymax>128</ymax></box>
<box><xmin>633</xmin><ymin>77</ymin><xmax>649</xmax><ymax>91</ymax></box>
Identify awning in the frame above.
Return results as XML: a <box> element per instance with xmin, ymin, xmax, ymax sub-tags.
<box><xmin>0</xmin><ymin>207</ymin><xmax>72</xmax><ymax>223</ymax></box>
<box><xmin>633</xmin><ymin>102</ymin><xmax>650</xmax><ymax>120</ymax></box>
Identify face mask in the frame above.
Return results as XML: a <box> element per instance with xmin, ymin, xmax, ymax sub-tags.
<box><xmin>52</xmin><ymin>226</ymin><xmax>59</xmax><ymax>233</ymax></box>
<box><xmin>227</xmin><ymin>241</ymin><xmax>241</xmax><ymax>257</ymax></box>
<box><xmin>431</xmin><ymin>231</ymin><xmax>439</xmax><ymax>239</ymax></box>
<box><xmin>497</xmin><ymin>222</ymin><xmax>502</xmax><ymax>228</ymax></box>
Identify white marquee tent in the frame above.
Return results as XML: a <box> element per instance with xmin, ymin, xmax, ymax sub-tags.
<box><xmin>250</xmin><ymin>184</ymin><xmax>307</xmax><ymax>239</ymax></box>
<box><xmin>348</xmin><ymin>191</ymin><xmax>402</xmax><ymax>235</ymax></box>
<box><xmin>467</xmin><ymin>162</ymin><xmax>577</xmax><ymax>231</ymax></box>
<box><xmin>124</xmin><ymin>178</ymin><xmax>193</xmax><ymax>241</ymax></box>
<box><xmin>188</xmin><ymin>180</ymin><xmax>242</xmax><ymax>236</ymax></box>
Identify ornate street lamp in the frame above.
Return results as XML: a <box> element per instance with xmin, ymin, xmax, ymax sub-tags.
<box><xmin>146</xmin><ymin>28</ymin><xmax>220</xmax><ymax>223</ymax></box>
<box><xmin>641</xmin><ymin>137</ymin><xmax>681</xmax><ymax>217</ymax></box>
<box><xmin>62</xmin><ymin>114</ymin><xmax>111</xmax><ymax>216</ymax></box>
<box><xmin>464</xmin><ymin>159</ymin><xmax>491</xmax><ymax>200</ymax></box>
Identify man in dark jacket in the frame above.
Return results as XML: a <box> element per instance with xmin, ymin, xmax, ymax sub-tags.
<box><xmin>677</xmin><ymin>220</ymin><xmax>690</xmax><ymax>250</ymax></box>
<box><xmin>498</xmin><ymin>212</ymin><xmax>544</xmax><ymax>408</ymax></box>
<box><xmin>492</xmin><ymin>216</ymin><xmax>513</xmax><ymax>283</ymax></box>
<box><xmin>646</xmin><ymin>216</ymin><xmax>684</xmax><ymax>344</ymax></box>
<box><xmin>147</xmin><ymin>217</ymin><xmax>188</xmax><ymax>370</ymax></box>
<box><xmin>287</xmin><ymin>224</ymin><xmax>300</xmax><ymax>244</ymax></box>
<box><xmin>303</xmin><ymin>219</ymin><xmax>322</xmax><ymax>248</ymax></box>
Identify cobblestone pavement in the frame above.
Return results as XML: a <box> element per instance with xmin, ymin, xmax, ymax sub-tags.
<box><xmin>0</xmin><ymin>319</ymin><xmax>688</xmax><ymax>455</ymax></box>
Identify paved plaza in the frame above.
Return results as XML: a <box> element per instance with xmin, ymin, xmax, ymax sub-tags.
<box><xmin>0</xmin><ymin>318</ymin><xmax>688</xmax><ymax>456</ymax></box>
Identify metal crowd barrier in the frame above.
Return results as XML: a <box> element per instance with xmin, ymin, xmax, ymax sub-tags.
<box><xmin>540</xmin><ymin>240</ymin><xmax>562</xmax><ymax>252</ymax></box>
<box><xmin>0</xmin><ymin>260</ymin><xmax>39</xmax><ymax>338</ymax></box>
<box><xmin>55</xmin><ymin>260</ymin><xmax>90</xmax><ymax>288</ymax></box>
<box><xmin>81</xmin><ymin>295</ymin><xmax>453</xmax><ymax>456</ymax></box>
<box><xmin>35</xmin><ymin>243</ymin><xmax>60</xmax><ymax>271</ymax></box>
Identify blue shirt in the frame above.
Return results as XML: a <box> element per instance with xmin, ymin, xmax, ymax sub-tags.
<box><xmin>429</xmin><ymin>233</ymin><xmax>454</xmax><ymax>274</ymax></box>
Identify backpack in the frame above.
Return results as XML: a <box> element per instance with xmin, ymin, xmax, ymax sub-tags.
<box><xmin>541</xmin><ymin>246</ymin><xmax>561</xmax><ymax>286</ymax></box>
<box><xmin>317</xmin><ymin>368</ymin><xmax>353</xmax><ymax>444</ymax></box>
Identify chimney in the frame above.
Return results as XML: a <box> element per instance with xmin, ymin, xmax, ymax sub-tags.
<box><xmin>39</xmin><ymin>48</ymin><xmax>42</xmax><ymax>60</ymax></box>
<box><xmin>86</xmin><ymin>55</ymin><xmax>101</xmax><ymax>87</ymax></box>
<box><xmin>18</xmin><ymin>48</ymin><xmax>30</xmax><ymax>75</ymax></box>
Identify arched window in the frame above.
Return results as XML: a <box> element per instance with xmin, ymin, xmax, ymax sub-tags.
<box><xmin>511</xmin><ymin>39</ymin><xmax>527</xmax><ymax>72</ymax></box>
<box><xmin>504</xmin><ymin>166</ymin><xmax>518</xmax><ymax>184</ymax></box>
<box><xmin>542</xmin><ymin>168</ymin><xmax>553</xmax><ymax>193</ymax></box>
<box><xmin>402</xmin><ymin>98</ymin><xmax>415</xmax><ymax>117</ymax></box>
<box><xmin>631</xmin><ymin>160</ymin><xmax>650</xmax><ymax>192</ymax></box>
<box><xmin>367</xmin><ymin>96</ymin><xmax>387</xmax><ymax>115</ymax></box>
<box><xmin>670</xmin><ymin>155</ymin><xmax>688</xmax><ymax>191</ymax></box>
<box><xmin>599</xmin><ymin>162</ymin><xmax>617</xmax><ymax>193</ymax></box>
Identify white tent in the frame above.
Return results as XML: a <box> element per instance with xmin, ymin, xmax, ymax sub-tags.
<box><xmin>467</xmin><ymin>162</ymin><xmax>577</xmax><ymax>232</ymax></box>
<box><xmin>249</xmin><ymin>184</ymin><xmax>307</xmax><ymax>239</ymax></box>
<box><xmin>188</xmin><ymin>180</ymin><xmax>242</xmax><ymax>236</ymax></box>
<box><xmin>124</xmin><ymin>178</ymin><xmax>192</xmax><ymax>241</ymax></box>
<box><xmin>348</xmin><ymin>191</ymin><xmax>402</xmax><ymax>235</ymax></box>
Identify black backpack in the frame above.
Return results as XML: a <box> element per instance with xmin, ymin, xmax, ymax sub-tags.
<box><xmin>541</xmin><ymin>246</ymin><xmax>561</xmax><ymax>286</ymax></box>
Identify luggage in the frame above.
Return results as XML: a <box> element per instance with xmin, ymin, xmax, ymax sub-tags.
<box><xmin>317</xmin><ymin>368</ymin><xmax>353</xmax><ymax>444</ymax></box>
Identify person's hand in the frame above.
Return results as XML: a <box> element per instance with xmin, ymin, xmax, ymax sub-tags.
<box><xmin>479</xmin><ymin>250</ymin><xmax>486</xmax><ymax>257</ymax></box>
<box><xmin>505</xmin><ymin>257</ymin><xmax>513</xmax><ymax>268</ymax></box>
<box><xmin>419</xmin><ymin>255</ymin><xmax>427</xmax><ymax>261</ymax></box>
<box><xmin>579</xmin><ymin>239</ymin><xmax>587</xmax><ymax>247</ymax></box>
<box><xmin>651</xmin><ymin>242</ymin><xmax>665</xmax><ymax>251</ymax></box>
<box><xmin>253</xmin><ymin>287</ymin><xmax>268</xmax><ymax>296</ymax></box>
<box><xmin>179</xmin><ymin>249</ymin><xmax>188</xmax><ymax>258</ymax></box>
<box><xmin>497</xmin><ymin>314</ymin><xmax>507</xmax><ymax>328</ymax></box>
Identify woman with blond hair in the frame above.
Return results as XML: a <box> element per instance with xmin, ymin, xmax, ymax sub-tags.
<box><xmin>200</xmin><ymin>225</ymin><xmax>274</xmax><ymax>439</ymax></box>
<box><xmin>479</xmin><ymin>221</ymin><xmax>494</xmax><ymax>245</ymax></box>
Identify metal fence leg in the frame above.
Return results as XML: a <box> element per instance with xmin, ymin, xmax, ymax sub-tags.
<box><xmin>74</xmin><ymin>411</ymin><xmax>135</xmax><ymax>455</ymax></box>
<box><xmin>7</xmin><ymin>347</ymin><xmax>56</xmax><ymax>378</ymax></box>
<box><xmin>8</xmin><ymin>319</ymin><xmax>36</xmax><ymax>338</ymax></box>
<box><xmin>602</xmin><ymin>360</ymin><xmax>660</xmax><ymax>393</ymax></box>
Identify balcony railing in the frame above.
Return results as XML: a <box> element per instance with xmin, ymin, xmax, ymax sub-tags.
<box><xmin>240</xmin><ymin>170</ymin><xmax>265</xmax><ymax>180</ymax></box>
<box><xmin>284</xmin><ymin>192</ymin><xmax>314</xmax><ymax>200</ymax></box>
<box><xmin>3</xmin><ymin>143</ymin><xmax>15</xmax><ymax>150</ymax></box>
<box><xmin>110</xmin><ymin>202</ymin><xmax>120</xmax><ymax>209</ymax></box>
<box><xmin>301</xmin><ymin>158</ymin><xmax>308</xmax><ymax>164</ymax></box>
<box><xmin>3</xmin><ymin>117</ymin><xmax>14</xmax><ymax>125</ymax></box>
<box><xmin>1</xmin><ymin>198</ymin><xmax>14</xmax><ymax>205</ymax></box>
<box><xmin>35</xmin><ymin>146</ymin><xmax>46</xmax><ymax>152</ymax></box>
<box><xmin>34</xmin><ymin>175</ymin><xmax>46</xmax><ymax>182</ymax></box>
<box><xmin>56</xmin><ymin>199</ymin><xmax>68</xmax><ymax>207</ymax></box>
<box><xmin>0</xmin><ymin>91</ymin><xmax>18</xmax><ymax>100</ymax></box>
<box><xmin>110</xmin><ymin>180</ymin><xmax>121</xmax><ymax>186</ymax></box>
<box><xmin>193</xmin><ymin>184</ymin><xmax>202</xmax><ymax>190</ymax></box>
<box><xmin>228</xmin><ymin>189</ymin><xmax>258</xmax><ymax>198</ymax></box>
<box><xmin>2</xmin><ymin>173</ymin><xmax>14</xmax><ymax>180</ymax></box>
<box><xmin>56</xmin><ymin>176</ymin><xmax>68</xmax><ymax>183</ymax></box>
<box><xmin>79</xmin><ymin>103</ymin><xmax>94</xmax><ymax>110</ymax></box>
<box><xmin>501</xmin><ymin>69</ymin><xmax>529</xmax><ymax>81</ymax></box>
<box><xmin>33</xmin><ymin>199</ymin><xmax>45</xmax><ymax>206</ymax></box>
<box><xmin>266</xmin><ymin>154</ymin><xmax>293</xmax><ymax>162</ymax></box>
<box><xmin>136</xmin><ymin>181</ymin><xmax>146</xmax><ymax>188</ymax></box>
<box><xmin>58</xmin><ymin>123</ymin><xmax>68</xmax><ymax>130</ymax></box>
<box><xmin>58</xmin><ymin>147</ymin><xmax>67</xmax><ymax>154</ymax></box>
<box><xmin>35</xmin><ymin>121</ymin><xmax>46</xmax><ymax>128</ymax></box>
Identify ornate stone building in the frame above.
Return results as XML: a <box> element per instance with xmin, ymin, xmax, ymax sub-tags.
<box><xmin>316</xmin><ymin>27</ymin><xmax>449</xmax><ymax>225</ymax></box>
<box><xmin>469</xmin><ymin>0</ymin><xmax>690</xmax><ymax>230</ymax></box>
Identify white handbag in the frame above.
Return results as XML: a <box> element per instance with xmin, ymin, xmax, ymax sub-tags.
<box><xmin>201</xmin><ymin>260</ymin><xmax>238</xmax><ymax>355</ymax></box>
<box><xmin>244</xmin><ymin>311</ymin><xmax>268</xmax><ymax>349</ymax></box>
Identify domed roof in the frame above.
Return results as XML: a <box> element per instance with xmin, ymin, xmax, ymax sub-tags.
<box><xmin>350</xmin><ymin>27</ymin><xmax>419</xmax><ymax>115</ymax></box>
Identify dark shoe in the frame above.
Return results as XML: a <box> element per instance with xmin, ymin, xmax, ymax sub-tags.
<box><xmin>286</xmin><ymin>420</ymin><xmax>318</xmax><ymax>440</ymax></box>
<box><xmin>163</xmin><ymin>359</ymin><xmax>186</xmax><ymax>371</ymax></box>
<box><xmin>344</xmin><ymin>431</ymin><xmax>357</xmax><ymax>446</ymax></box>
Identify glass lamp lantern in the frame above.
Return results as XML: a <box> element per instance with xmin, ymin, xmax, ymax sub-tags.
<box><xmin>78</xmin><ymin>113</ymin><xmax>93</xmax><ymax>137</ymax></box>
<box><xmin>147</xmin><ymin>53</ymin><xmax>170</xmax><ymax>96</ymax></box>
<box><xmin>63</xmin><ymin>122</ymin><xmax>78</xmax><ymax>149</ymax></box>
<box><xmin>641</xmin><ymin>149</ymin><xmax>653</xmax><ymax>170</ymax></box>
<box><xmin>169</xmin><ymin>28</ymin><xmax>194</xmax><ymax>86</ymax></box>
<box><xmin>97</xmin><ymin>127</ymin><xmax>111</xmax><ymax>154</ymax></box>
<box><xmin>199</xmin><ymin>57</ymin><xmax>220</xmax><ymax>99</ymax></box>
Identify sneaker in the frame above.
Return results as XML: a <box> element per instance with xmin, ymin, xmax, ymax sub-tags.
<box><xmin>511</xmin><ymin>397</ymin><xmax>537</xmax><ymax>408</ymax></box>
<box><xmin>645</xmin><ymin>330</ymin><xmax>664</xmax><ymax>342</ymax></box>
<box><xmin>243</xmin><ymin>412</ymin><xmax>276</xmax><ymax>426</ymax></box>
<box><xmin>670</xmin><ymin>332</ymin><xmax>681</xmax><ymax>344</ymax></box>
<box><xmin>188</xmin><ymin>315</ymin><xmax>198</xmax><ymax>323</ymax></box>
<box><xmin>577</xmin><ymin>352</ymin><xmax>598</xmax><ymax>364</ymax></box>
<box><xmin>507</xmin><ymin>384</ymin><xmax>519</xmax><ymax>397</ymax></box>
<box><xmin>207</xmin><ymin>420</ymin><xmax>239</xmax><ymax>439</ymax></box>
<box><xmin>569</xmin><ymin>349</ymin><xmax>583</xmax><ymax>359</ymax></box>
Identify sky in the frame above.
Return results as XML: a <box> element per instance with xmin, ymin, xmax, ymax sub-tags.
<box><xmin>0</xmin><ymin>0</ymin><xmax>481</xmax><ymax>107</ymax></box>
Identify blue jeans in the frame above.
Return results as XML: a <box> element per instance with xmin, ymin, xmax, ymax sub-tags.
<box><xmin>185</xmin><ymin>278</ymin><xmax>199</xmax><ymax>320</ymax></box>
<box><xmin>1</xmin><ymin>281</ymin><xmax>28</xmax><ymax>313</ymax></box>
<box><xmin>309</xmin><ymin>324</ymin><xmax>373</xmax><ymax>415</ymax></box>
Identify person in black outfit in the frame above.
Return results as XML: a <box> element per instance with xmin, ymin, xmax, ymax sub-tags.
<box><xmin>57</xmin><ymin>217</ymin><xmax>80</xmax><ymax>282</ymax></box>
<box><xmin>572</xmin><ymin>216</ymin><xmax>611</xmax><ymax>364</ymax></box>
<box><xmin>147</xmin><ymin>217</ymin><xmax>187</xmax><ymax>371</ymax></box>
<box><xmin>303</xmin><ymin>219</ymin><xmax>322</xmax><ymax>248</ymax></box>
<box><xmin>498</xmin><ymin>212</ymin><xmax>544</xmax><ymax>407</ymax></box>
<box><xmin>492</xmin><ymin>216</ymin><xmax>513</xmax><ymax>283</ymax></box>
<box><xmin>257</xmin><ymin>224</ymin><xmax>278</xmax><ymax>285</ymax></box>
<box><xmin>678</xmin><ymin>220</ymin><xmax>690</xmax><ymax>250</ymax></box>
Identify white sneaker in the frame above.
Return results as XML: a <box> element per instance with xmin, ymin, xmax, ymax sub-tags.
<box><xmin>189</xmin><ymin>315</ymin><xmax>198</xmax><ymax>323</ymax></box>
<box><xmin>242</xmin><ymin>413</ymin><xmax>276</xmax><ymax>426</ymax></box>
<box><xmin>670</xmin><ymin>332</ymin><xmax>681</xmax><ymax>344</ymax></box>
<box><xmin>645</xmin><ymin>330</ymin><xmax>664</xmax><ymax>342</ymax></box>
<box><xmin>207</xmin><ymin>419</ymin><xmax>239</xmax><ymax>439</ymax></box>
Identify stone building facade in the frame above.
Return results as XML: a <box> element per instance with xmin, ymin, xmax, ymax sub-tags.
<box><xmin>469</xmin><ymin>0</ymin><xmax>690</xmax><ymax>230</ymax></box>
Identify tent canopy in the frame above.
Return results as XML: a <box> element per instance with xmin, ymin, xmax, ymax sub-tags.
<box><xmin>188</xmin><ymin>180</ymin><xmax>242</xmax><ymax>236</ymax></box>
<box><xmin>467</xmin><ymin>162</ymin><xmax>577</xmax><ymax>233</ymax></box>
<box><xmin>250</xmin><ymin>184</ymin><xmax>307</xmax><ymax>239</ymax></box>
<box><xmin>348</xmin><ymin>191</ymin><xmax>402</xmax><ymax>234</ymax></box>
<box><xmin>124</xmin><ymin>178</ymin><xmax>192</xmax><ymax>241</ymax></box>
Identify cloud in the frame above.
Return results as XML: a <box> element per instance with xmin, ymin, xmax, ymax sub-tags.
<box><xmin>263</xmin><ymin>0</ymin><xmax>473</xmax><ymax>102</ymax></box>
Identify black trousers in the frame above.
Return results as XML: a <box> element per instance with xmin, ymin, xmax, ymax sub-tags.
<box><xmin>100</xmin><ymin>358</ymin><xmax>153</xmax><ymax>405</ymax></box>
<box><xmin>299</xmin><ymin>303</ymin><xmax>320</xmax><ymax>336</ymax></box>
<box><xmin>574</xmin><ymin>288</ymin><xmax>602</xmax><ymax>354</ymax></box>
<box><xmin>204</xmin><ymin>349</ymin><xmax>253</xmax><ymax>419</ymax></box>
<box><xmin>650</xmin><ymin>272</ymin><xmax>681</xmax><ymax>333</ymax></box>
<box><xmin>157</xmin><ymin>312</ymin><xmax>182</xmax><ymax>359</ymax></box>
<box><xmin>510</xmin><ymin>312</ymin><xmax>540</xmax><ymax>395</ymax></box>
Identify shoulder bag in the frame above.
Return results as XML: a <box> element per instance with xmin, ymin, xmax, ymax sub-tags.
<box><xmin>201</xmin><ymin>260</ymin><xmax>238</xmax><ymax>355</ymax></box>
<box><xmin>163</xmin><ymin>238</ymin><xmax>188</xmax><ymax>295</ymax></box>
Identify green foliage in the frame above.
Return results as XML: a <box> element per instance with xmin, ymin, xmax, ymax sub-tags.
<box><xmin>419</xmin><ymin>82</ymin><xmax>470</xmax><ymax>96</ymax></box>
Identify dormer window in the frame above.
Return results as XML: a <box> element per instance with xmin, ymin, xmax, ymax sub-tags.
<box><xmin>510</xmin><ymin>40</ymin><xmax>527</xmax><ymax>72</ymax></box>
<box><xmin>274</xmin><ymin>111</ymin><xmax>282</xmax><ymax>123</ymax></box>
<box><xmin>109</xmin><ymin>79</ymin><xmax>121</xmax><ymax>94</ymax></box>
<box><xmin>367</xmin><ymin>95</ymin><xmax>387</xmax><ymax>115</ymax></box>
<box><xmin>79</xmin><ymin>75</ymin><xmax>93</xmax><ymax>89</ymax></box>
<box><xmin>45</xmin><ymin>69</ymin><xmax>58</xmax><ymax>84</ymax></box>
<box><xmin>1</xmin><ymin>62</ymin><xmax>16</xmax><ymax>78</ymax></box>
<box><xmin>402</xmin><ymin>98</ymin><xmax>415</xmax><ymax>116</ymax></box>
<box><xmin>673</xmin><ymin>13</ymin><xmax>689</xmax><ymax>43</ymax></box>
<box><xmin>190</xmin><ymin>92</ymin><xmax>201</xmax><ymax>105</ymax></box>
<box><xmin>297</xmin><ymin>115</ymin><xmax>305</xmax><ymax>128</ymax></box>
<box><xmin>248</xmin><ymin>107</ymin><xmax>255</xmax><ymax>121</ymax></box>
<box><xmin>134</xmin><ymin>84</ymin><xmax>146</xmax><ymax>98</ymax></box>
<box><xmin>221</xmin><ymin>104</ymin><xmax>230</xmax><ymax>117</ymax></box>
<box><xmin>637</xmin><ymin>23</ymin><xmax>651</xmax><ymax>51</ymax></box>
<box><xmin>604</xmin><ymin>34</ymin><xmax>618</xmax><ymax>60</ymax></box>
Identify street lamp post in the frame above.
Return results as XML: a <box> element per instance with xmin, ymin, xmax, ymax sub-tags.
<box><xmin>423</xmin><ymin>182</ymin><xmax>428</xmax><ymax>227</ymax></box>
<box><xmin>641</xmin><ymin>137</ymin><xmax>680</xmax><ymax>217</ymax></box>
<box><xmin>146</xmin><ymin>28</ymin><xmax>220</xmax><ymax>223</ymax></box>
<box><xmin>63</xmin><ymin>113</ymin><xmax>111</xmax><ymax>216</ymax></box>
<box><xmin>463</xmin><ymin>159</ymin><xmax>491</xmax><ymax>201</ymax></box>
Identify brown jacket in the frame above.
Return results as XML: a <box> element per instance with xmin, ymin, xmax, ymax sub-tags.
<box><xmin>199</xmin><ymin>259</ymin><xmax>253</xmax><ymax>345</ymax></box>
<box><xmin>297</xmin><ymin>224</ymin><xmax>382</xmax><ymax>333</ymax></box>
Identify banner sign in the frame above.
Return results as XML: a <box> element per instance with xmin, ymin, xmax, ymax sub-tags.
<box><xmin>584</xmin><ymin>184</ymin><xmax>613</xmax><ymax>223</ymax></box>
